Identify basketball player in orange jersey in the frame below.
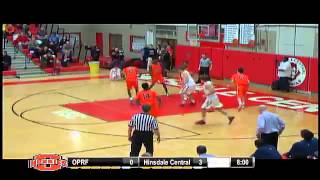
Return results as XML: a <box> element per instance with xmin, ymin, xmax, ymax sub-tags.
<box><xmin>123</xmin><ymin>65</ymin><xmax>139</xmax><ymax>102</ymax></box>
<box><xmin>149</xmin><ymin>59</ymin><xmax>169</xmax><ymax>96</ymax></box>
<box><xmin>195</xmin><ymin>81</ymin><xmax>234</xmax><ymax>125</ymax></box>
<box><xmin>136</xmin><ymin>82</ymin><xmax>161</xmax><ymax>117</ymax></box>
<box><xmin>231</xmin><ymin>67</ymin><xmax>250</xmax><ymax>111</ymax></box>
<box><xmin>179</xmin><ymin>63</ymin><xmax>196</xmax><ymax>106</ymax></box>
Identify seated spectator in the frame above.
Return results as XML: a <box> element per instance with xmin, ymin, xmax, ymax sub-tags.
<box><xmin>14</xmin><ymin>32</ymin><xmax>29</xmax><ymax>50</ymax></box>
<box><xmin>48</xmin><ymin>41</ymin><xmax>58</xmax><ymax>55</ymax></box>
<box><xmin>39</xmin><ymin>46</ymin><xmax>51</xmax><ymax>68</ymax></box>
<box><xmin>110</xmin><ymin>48</ymin><xmax>121</xmax><ymax>69</ymax></box>
<box><xmin>62</xmin><ymin>41</ymin><xmax>72</xmax><ymax>61</ymax></box>
<box><xmin>59</xmin><ymin>36</ymin><xmax>68</xmax><ymax>51</ymax></box>
<box><xmin>251</xmin><ymin>139</ymin><xmax>281</xmax><ymax>159</ymax></box>
<box><xmin>285</xmin><ymin>129</ymin><xmax>318</xmax><ymax>159</ymax></box>
<box><xmin>196</xmin><ymin>145</ymin><xmax>215</xmax><ymax>158</ymax></box>
<box><xmin>28</xmin><ymin>36</ymin><xmax>39</xmax><ymax>57</ymax></box>
<box><xmin>48</xmin><ymin>32</ymin><xmax>60</xmax><ymax>45</ymax></box>
<box><xmin>29</xmin><ymin>24</ymin><xmax>38</xmax><ymax>37</ymax></box>
<box><xmin>111</xmin><ymin>47</ymin><xmax>120</xmax><ymax>60</ymax></box>
<box><xmin>5</xmin><ymin>24</ymin><xmax>15</xmax><ymax>36</ymax></box>
<box><xmin>37</xmin><ymin>27</ymin><xmax>46</xmax><ymax>40</ymax></box>
<box><xmin>15</xmin><ymin>24</ymin><xmax>23</xmax><ymax>33</ymax></box>
<box><xmin>2</xmin><ymin>51</ymin><xmax>12</xmax><ymax>71</ymax></box>
<box><xmin>22</xmin><ymin>24</ymin><xmax>29</xmax><ymax>35</ymax></box>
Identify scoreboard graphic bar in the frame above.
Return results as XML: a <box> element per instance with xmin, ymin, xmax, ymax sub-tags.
<box><xmin>67</xmin><ymin>157</ymin><xmax>254</xmax><ymax>168</ymax></box>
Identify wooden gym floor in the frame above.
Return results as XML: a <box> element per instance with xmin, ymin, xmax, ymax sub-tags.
<box><xmin>2</xmin><ymin>69</ymin><xmax>318</xmax><ymax>159</ymax></box>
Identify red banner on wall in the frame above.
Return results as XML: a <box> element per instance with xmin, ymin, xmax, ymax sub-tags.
<box><xmin>222</xmin><ymin>50</ymin><xmax>252</xmax><ymax>79</ymax></box>
<box><xmin>249</xmin><ymin>52</ymin><xmax>277</xmax><ymax>85</ymax></box>
<box><xmin>175</xmin><ymin>45</ymin><xmax>200</xmax><ymax>73</ymax></box>
<box><xmin>211</xmin><ymin>48</ymin><xmax>224</xmax><ymax>79</ymax></box>
<box><xmin>308</xmin><ymin>58</ymin><xmax>318</xmax><ymax>92</ymax></box>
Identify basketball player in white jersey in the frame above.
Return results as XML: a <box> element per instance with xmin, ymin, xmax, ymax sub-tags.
<box><xmin>109</xmin><ymin>66</ymin><xmax>122</xmax><ymax>80</ymax></box>
<box><xmin>179</xmin><ymin>64</ymin><xmax>196</xmax><ymax>106</ymax></box>
<box><xmin>195</xmin><ymin>81</ymin><xmax>235</xmax><ymax>125</ymax></box>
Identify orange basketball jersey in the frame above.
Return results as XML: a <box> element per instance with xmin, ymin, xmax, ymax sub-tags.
<box><xmin>123</xmin><ymin>66</ymin><xmax>138</xmax><ymax>82</ymax></box>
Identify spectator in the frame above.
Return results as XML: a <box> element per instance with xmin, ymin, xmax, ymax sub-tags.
<box><xmin>256</xmin><ymin>105</ymin><xmax>285</xmax><ymax>149</ymax></box>
<box><xmin>15</xmin><ymin>24</ymin><xmax>23</xmax><ymax>33</ymax></box>
<box><xmin>166</xmin><ymin>45</ymin><xmax>173</xmax><ymax>69</ymax></box>
<box><xmin>118</xmin><ymin>49</ymin><xmax>125</xmax><ymax>69</ymax></box>
<box><xmin>28</xmin><ymin>36</ymin><xmax>39</xmax><ymax>58</ymax></box>
<box><xmin>37</xmin><ymin>27</ymin><xmax>46</xmax><ymax>40</ymax></box>
<box><xmin>110</xmin><ymin>48</ymin><xmax>120</xmax><ymax>68</ymax></box>
<box><xmin>251</xmin><ymin>139</ymin><xmax>282</xmax><ymax>159</ymax></box>
<box><xmin>48</xmin><ymin>32</ymin><xmax>60</xmax><ymax>45</ymax></box>
<box><xmin>59</xmin><ymin>36</ymin><xmax>68</xmax><ymax>50</ymax></box>
<box><xmin>14</xmin><ymin>32</ymin><xmax>29</xmax><ymax>51</ymax></box>
<box><xmin>196</xmin><ymin>145</ymin><xmax>215</xmax><ymax>158</ymax></box>
<box><xmin>142</xmin><ymin>45</ymin><xmax>150</xmax><ymax>68</ymax></box>
<box><xmin>2</xmin><ymin>51</ymin><xmax>12</xmax><ymax>71</ymax></box>
<box><xmin>277</xmin><ymin>57</ymin><xmax>292</xmax><ymax>92</ymax></box>
<box><xmin>162</xmin><ymin>49</ymin><xmax>171</xmax><ymax>74</ymax></box>
<box><xmin>39</xmin><ymin>46</ymin><xmax>50</xmax><ymax>68</ymax></box>
<box><xmin>62</xmin><ymin>41</ymin><xmax>72</xmax><ymax>62</ymax></box>
<box><xmin>156</xmin><ymin>44</ymin><xmax>162</xmax><ymax>56</ymax></box>
<box><xmin>5</xmin><ymin>24</ymin><xmax>15</xmax><ymax>36</ymax></box>
<box><xmin>148</xmin><ymin>44</ymin><xmax>157</xmax><ymax>60</ymax></box>
<box><xmin>286</xmin><ymin>129</ymin><xmax>318</xmax><ymax>159</ymax></box>
<box><xmin>90</xmin><ymin>45</ymin><xmax>101</xmax><ymax>61</ymax></box>
<box><xmin>111</xmin><ymin>48</ymin><xmax>120</xmax><ymax>60</ymax></box>
<box><xmin>166</xmin><ymin>44</ymin><xmax>173</xmax><ymax>58</ymax></box>
<box><xmin>197</xmin><ymin>54</ymin><xmax>212</xmax><ymax>83</ymax></box>
<box><xmin>22</xmin><ymin>24</ymin><xmax>29</xmax><ymax>35</ymax></box>
<box><xmin>29</xmin><ymin>24</ymin><xmax>38</xmax><ymax>37</ymax></box>
<box><xmin>48</xmin><ymin>41</ymin><xmax>58</xmax><ymax>55</ymax></box>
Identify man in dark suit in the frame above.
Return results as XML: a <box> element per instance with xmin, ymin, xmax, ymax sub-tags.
<box><xmin>3</xmin><ymin>51</ymin><xmax>12</xmax><ymax>71</ymax></box>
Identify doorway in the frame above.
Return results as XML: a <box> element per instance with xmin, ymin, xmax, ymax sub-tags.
<box><xmin>109</xmin><ymin>34</ymin><xmax>123</xmax><ymax>56</ymax></box>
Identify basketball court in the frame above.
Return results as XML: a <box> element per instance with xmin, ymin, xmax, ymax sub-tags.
<box><xmin>3</xmin><ymin>69</ymin><xmax>318</xmax><ymax>159</ymax></box>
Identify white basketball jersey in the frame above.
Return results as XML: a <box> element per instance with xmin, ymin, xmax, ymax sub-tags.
<box><xmin>183</xmin><ymin>70</ymin><xmax>195</xmax><ymax>86</ymax></box>
<box><xmin>110</xmin><ymin>68</ymin><xmax>121</xmax><ymax>80</ymax></box>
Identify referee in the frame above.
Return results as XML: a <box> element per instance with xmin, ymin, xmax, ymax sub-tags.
<box><xmin>128</xmin><ymin>104</ymin><xmax>161</xmax><ymax>157</ymax></box>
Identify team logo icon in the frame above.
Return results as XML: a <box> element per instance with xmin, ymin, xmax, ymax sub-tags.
<box><xmin>28</xmin><ymin>154</ymin><xmax>68</xmax><ymax>171</ymax></box>
<box><xmin>288</xmin><ymin>57</ymin><xmax>307</xmax><ymax>87</ymax></box>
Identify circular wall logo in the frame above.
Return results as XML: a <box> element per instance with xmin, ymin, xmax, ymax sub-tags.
<box><xmin>288</xmin><ymin>57</ymin><xmax>307</xmax><ymax>87</ymax></box>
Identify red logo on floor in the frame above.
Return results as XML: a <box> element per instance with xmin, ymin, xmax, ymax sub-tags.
<box><xmin>28</xmin><ymin>154</ymin><xmax>68</xmax><ymax>171</ymax></box>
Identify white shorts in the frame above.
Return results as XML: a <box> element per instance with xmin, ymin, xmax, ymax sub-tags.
<box><xmin>180</xmin><ymin>84</ymin><xmax>196</xmax><ymax>95</ymax></box>
<box><xmin>201</xmin><ymin>93</ymin><xmax>223</xmax><ymax>109</ymax></box>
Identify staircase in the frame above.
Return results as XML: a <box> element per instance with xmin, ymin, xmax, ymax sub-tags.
<box><xmin>4</xmin><ymin>42</ymin><xmax>50</xmax><ymax>79</ymax></box>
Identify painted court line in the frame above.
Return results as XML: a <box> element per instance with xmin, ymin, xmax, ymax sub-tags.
<box><xmin>3</xmin><ymin>75</ymin><xmax>109</xmax><ymax>86</ymax></box>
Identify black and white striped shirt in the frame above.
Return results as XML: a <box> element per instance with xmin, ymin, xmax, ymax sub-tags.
<box><xmin>129</xmin><ymin>113</ymin><xmax>158</xmax><ymax>132</ymax></box>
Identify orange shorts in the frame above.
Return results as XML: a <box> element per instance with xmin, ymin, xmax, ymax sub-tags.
<box><xmin>237</xmin><ymin>86</ymin><xmax>248</xmax><ymax>98</ymax></box>
<box><xmin>126</xmin><ymin>81</ymin><xmax>138</xmax><ymax>90</ymax></box>
<box><xmin>152</xmin><ymin>76</ymin><xmax>164</xmax><ymax>84</ymax></box>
